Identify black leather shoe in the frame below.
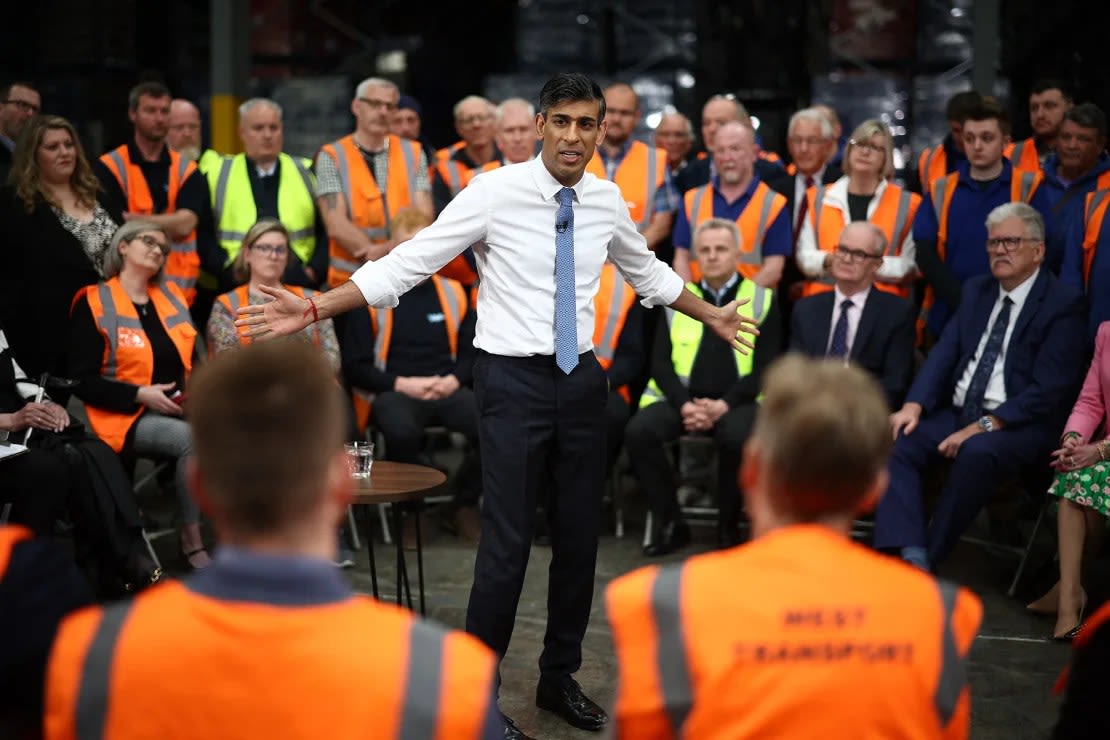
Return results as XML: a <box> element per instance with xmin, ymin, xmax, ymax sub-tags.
<box><xmin>501</xmin><ymin>712</ymin><xmax>536</xmax><ymax>740</ymax></box>
<box><xmin>536</xmin><ymin>676</ymin><xmax>608</xmax><ymax>731</ymax></box>
<box><xmin>643</xmin><ymin>518</ymin><xmax>691</xmax><ymax>557</ymax></box>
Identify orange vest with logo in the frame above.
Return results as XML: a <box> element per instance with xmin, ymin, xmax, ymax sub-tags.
<box><xmin>1005</xmin><ymin>138</ymin><xmax>1042</xmax><ymax>173</ymax></box>
<box><xmin>351</xmin><ymin>276</ymin><xmax>468</xmax><ymax>431</ymax></box>
<box><xmin>78</xmin><ymin>278</ymin><xmax>196</xmax><ymax>453</ymax></box>
<box><xmin>586</xmin><ymin>141</ymin><xmax>668</xmax><ymax>231</ymax></box>
<box><xmin>683</xmin><ymin>181</ymin><xmax>788</xmax><ymax>282</ymax></box>
<box><xmin>0</xmin><ymin>525</ymin><xmax>32</xmax><ymax>579</ymax></box>
<box><xmin>593</xmin><ymin>263</ymin><xmax>637</xmax><ymax>402</ymax></box>
<box><xmin>44</xmin><ymin>580</ymin><xmax>498</xmax><ymax>740</ymax></box>
<box><xmin>801</xmin><ymin>183</ymin><xmax>922</xmax><ymax>299</ymax></box>
<box><xmin>1082</xmin><ymin>189</ymin><xmax>1110</xmax><ymax>287</ymax></box>
<box><xmin>607</xmin><ymin>525</ymin><xmax>982</xmax><ymax>740</ymax></box>
<box><xmin>318</xmin><ymin>134</ymin><xmax>421</xmax><ymax>288</ymax></box>
<box><xmin>98</xmin><ymin>145</ymin><xmax>199</xmax><ymax>304</ymax></box>
<box><xmin>214</xmin><ymin>284</ymin><xmax>321</xmax><ymax>353</ymax></box>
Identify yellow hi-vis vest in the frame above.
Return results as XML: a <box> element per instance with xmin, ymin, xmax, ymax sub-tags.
<box><xmin>639</xmin><ymin>279</ymin><xmax>772</xmax><ymax>408</ymax></box>
<box><xmin>207</xmin><ymin>152</ymin><xmax>317</xmax><ymax>267</ymax></box>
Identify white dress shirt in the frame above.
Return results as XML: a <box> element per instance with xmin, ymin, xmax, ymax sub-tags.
<box><xmin>825</xmin><ymin>286</ymin><xmax>870</xmax><ymax>357</ymax></box>
<box><xmin>952</xmin><ymin>269</ymin><xmax>1039</xmax><ymax>411</ymax></box>
<box><xmin>350</xmin><ymin>156</ymin><xmax>684</xmax><ymax>357</ymax></box>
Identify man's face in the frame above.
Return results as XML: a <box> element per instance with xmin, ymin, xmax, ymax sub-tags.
<box><xmin>962</xmin><ymin>118</ymin><xmax>1007</xmax><ymax>170</ymax></box>
<box><xmin>1056</xmin><ymin>119</ymin><xmax>1105</xmax><ymax>174</ymax></box>
<box><xmin>1029</xmin><ymin>89</ymin><xmax>1071</xmax><ymax>138</ymax></box>
<box><xmin>831</xmin><ymin>223</ymin><xmax>882</xmax><ymax>287</ymax></box>
<box><xmin>455</xmin><ymin>100</ymin><xmax>495</xmax><ymax>148</ymax></box>
<box><xmin>948</xmin><ymin>119</ymin><xmax>965</xmax><ymax>153</ymax></box>
<box><xmin>390</xmin><ymin>108</ymin><xmax>421</xmax><ymax>139</ymax></box>
<box><xmin>538</xmin><ymin>98</ymin><xmax>606</xmax><ymax>187</ymax></box>
<box><xmin>787</xmin><ymin>117</ymin><xmax>831</xmax><ymax>176</ymax></box>
<box><xmin>711</xmin><ymin>125</ymin><xmax>754</xmax><ymax>186</ymax></box>
<box><xmin>654</xmin><ymin>114</ymin><xmax>692</xmax><ymax>165</ymax></box>
<box><xmin>602</xmin><ymin>86</ymin><xmax>639</xmax><ymax>146</ymax></box>
<box><xmin>129</xmin><ymin>94</ymin><xmax>171</xmax><ymax>143</ymax></box>
<box><xmin>167</xmin><ymin>103</ymin><xmax>202</xmax><ymax>155</ymax></box>
<box><xmin>496</xmin><ymin>105</ymin><xmax>536</xmax><ymax>164</ymax></box>
<box><xmin>239</xmin><ymin>105</ymin><xmax>283</xmax><ymax>161</ymax></box>
<box><xmin>701</xmin><ymin>99</ymin><xmax>740</xmax><ymax>151</ymax></box>
<box><xmin>987</xmin><ymin>215</ymin><xmax>1043</xmax><ymax>287</ymax></box>
<box><xmin>351</xmin><ymin>84</ymin><xmax>398</xmax><ymax>138</ymax></box>
<box><xmin>0</xmin><ymin>84</ymin><xmax>41</xmax><ymax>140</ymax></box>
<box><xmin>693</xmin><ymin>226</ymin><xmax>740</xmax><ymax>283</ymax></box>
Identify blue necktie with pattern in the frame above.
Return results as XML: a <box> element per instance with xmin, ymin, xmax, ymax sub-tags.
<box><xmin>827</xmin><ymin>299</ymin><xmax>853</xmax><ymax>359</ymax></box>
<box><xmin>554</xmin><ymin>187</ymin><xmax>578</xmax><ymax>374</ymax></box>
<box><xmin>960</xmin><ymin>296</ymin><xmax>1013</xmax><ymax>425</ymax></box>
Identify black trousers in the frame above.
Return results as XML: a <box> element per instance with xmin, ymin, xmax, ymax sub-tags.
<box><xmin>466</xmin><ymin>350</ymin><xmax>607</xmax><ymax>679</ymax></box>
<box><xmin>625</xmin><ymin>400</ymin><xmax>758</xmax><ymax>529</ymax></box>
<box><xmin>0</xmin><ymin>448</ymin><xmax>66</xmax><ymax>534</ymax></box>
<box><xmin>372</xmin><ymin>388</ymin><xmax>482</xmax><ymax>505</ymax></box>
<box><xmin>605</xmin><ymin>390</ymin><xmax>632</xmax><ymax>472</ymax></box>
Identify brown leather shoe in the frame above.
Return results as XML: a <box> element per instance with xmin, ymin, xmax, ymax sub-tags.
<box><xmin>454</xmin><ymin>505</ymin><xmax>482</xmax><ymax>543</ymax></box>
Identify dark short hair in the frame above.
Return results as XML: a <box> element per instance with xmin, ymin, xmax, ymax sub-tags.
<box><xmin>0</xmin><ymin>80</ymin><xmax>38</xmax><ymax>101</ymax></box>
<box><xmin>1030</xmin><ymin>77</ymin><xmax>1072</xmax><ymax>102</ymax></box>
<box><xmin>538</xmin><ymin>73</ymin><xmax>606</xmax><ymax>122</ymax></box>
<box><xmin>963</xmin><ymin>96</ymin><xmax>1011</xmax><ymax>136</ymax></box>
<box><xmin>1064</xmin><ymin>103</ymin><xmax>1108</xmax><ymax>139</ymax></box>
<box><xmin>128</xmin><ymin>81</ymin><xmax>172</xmax><ymax>111</ymax></box>
<box><xmin>945</xmin><ymin>90</ymin><xmax>984</xmax><ymax>122</ymax></box>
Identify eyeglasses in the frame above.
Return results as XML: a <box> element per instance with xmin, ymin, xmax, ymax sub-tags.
<box><xmin>251</xmin><ymin>243</ymin><xmax>288</xmax><ymax>258</ymax></box>
<box><xmin>358</xmin><ymin>97</ymin><xmax>397</xmax><ymax>112</ymax></box>
<box><xmin>835</xmin><ymin>245</ymin><xmax>882</xmax><ymax>263</ymax></box>
<box><xmin>849</xmin><ymin>139</ymin><xmax>884</xmax><ymax>153</ymax></box>
<box><xmin>788</xmin><ymin>136</ymin><xmax>827</xmax><ymax>148</ymax></box>
<box><xmin>4</xmin><ymin>99</ymin><xmax>39</xmax><ymax>114</ymax></box>
<box><xmin>457</xmin><ymin>114</ymin><xmax>494</xmax><ymax>127</ymax></box>
<box><xmin>985</xmin><ymin>236</ymin><xmax>1038</xmax><ymax>252</ymax></box>
<box><xmin>134</xmin><ymin>234</ymin><xmax>170</xmax><ymax>254</ymax></box>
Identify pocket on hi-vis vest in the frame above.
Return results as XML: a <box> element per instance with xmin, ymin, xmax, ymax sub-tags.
<box><xmin>118</xmin><ymin>327</ymin><xmax>147</xmax><ymax>348</ymax></box>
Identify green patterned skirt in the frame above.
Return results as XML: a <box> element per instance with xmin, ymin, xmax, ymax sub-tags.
<box><xmin>1049</xmin><ymin>462</ymin><xmax>1110</xmax><ymax>516</ymax></box>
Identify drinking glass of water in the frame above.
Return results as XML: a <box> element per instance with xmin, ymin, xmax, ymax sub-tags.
<box><xmin>344</xmin><ymin>441</ymin><xmax>374</xmax><ymax>479</ymax></box>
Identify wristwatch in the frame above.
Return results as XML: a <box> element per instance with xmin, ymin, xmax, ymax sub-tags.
<box><xmin>977</xmin><ymin>416</ymin><xmax>995</xmax><ymax>432</ymax></box>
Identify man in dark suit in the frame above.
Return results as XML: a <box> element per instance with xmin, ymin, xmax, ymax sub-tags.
<box><xmin>0</xmin><ymin>81</ymin><xmax>41</xmax><ymax>183</ymax></box>
<box><xmin>790</xmin><ymin>222</ymin><xmax>916</xmax><ymax>409</ymax></box>
<box><xmin>875</xmin><ymin>202</ymin><xmax>1089</xmax><ymax>570</ymax></box>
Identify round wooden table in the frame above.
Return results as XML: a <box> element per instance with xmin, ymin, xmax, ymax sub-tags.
<box><xmin>350</xmin><ymin>461</ymin><xmax>447</xmax><ymax>614</ymax></box>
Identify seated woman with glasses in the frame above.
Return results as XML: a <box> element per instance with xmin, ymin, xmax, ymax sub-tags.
<box><xmin>795</xmin><ymin>119</ymin><xmax>922</xmax><ymax>299</ymax></box>
<box><xmin>67</xmin><ymin>221</ymin><xmax>210</xmax><ymax>570</ymax></box>
<box><xmin>205</xmin><ymin>219</ymin><xmax>339</xmax><ymax>366</ymax></box>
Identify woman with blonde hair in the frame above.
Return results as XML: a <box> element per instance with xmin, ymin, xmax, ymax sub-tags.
<box><xmin>205</xmin><ymin>219</ymin><xmax>340</xmax><ymax>366</ymax></box>
<box><xmin>67</xmin><ymin>220</ymin><xmax>209</xmax><ymax>569</ymax></box>
<box><xmin>796</xmin><ymin>119</ymin><xmax>921</xmax><ymax>298</ymax></box>
<box><xmin>0</xmin><ymin>115</ymin><xmax>121</xmax><ymax>380</ymax></box>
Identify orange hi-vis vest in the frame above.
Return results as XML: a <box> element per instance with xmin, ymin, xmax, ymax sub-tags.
<box><xmin>683</xmin><ymin>181</ymin><xmax>788</xmax><ymax>282</ymax></box>
<box><xmin>0</xmin><ymin>524</ymin><xmax>32</xmax><ymax>578</ymax></box>
<box><xmin>918</xmin><ymin>145</ymin><xmax>950</xmax><ymax>193</ymax></box>
<box><xmin>436</xmin><ymin>156</ymin><xmax>501</xmax><ymax>199</ymax></box>
<box><xmin>44</xmin><ymin>580</ymin><xmax>498</xmax><ymax>740</ymax></box>
<box><xmin>1081</xmin><ymin>188</ymin><xmax>1110</xmax><ymax>287</ymax></box>
<box><xmin>79</xmin><ymin>278</ymin><xmax>196</xmax><ymax>453</ymax></box>
<box><xmin>801</xmin><ymin>180</ymin><xmax>922</xmax><ymax>299</ymax></box>
<box><xmin>351</xmin><ymin>276</ymin><xmax>467</xmax><ymax>431</ymax></box>
<box><xmin>1005</xmin><ymin>138</ymin><xmax>1042</xmax><ymax>172</ymax></box>
<box><xmin>593</xmin><ymin>262</ymin><xmax>637</xmax><ymax>402</ymax></box>
<box><xmin>585</xmin><ymin>141</ymin><xmax>668</xmax><ymax>231</ymax></box>
<box><xmin>607</xmin><ymin>525</ymin><xmax>982</xmax><ymax>740</ymax></box>
<box><xmin>99</xmin><ymin>145</ymin><xmax>200</xmax><ymax>304</ymax></box>
<box><xmin>435</xmin><ymin>140</ymin><xmax>465</xmax><ymax>164</ymax></box>
<box><xmin>214</xmin><ymin>284</ymin><xmax>322</xmax><ymax>353</ymax></box>
<box><xmin>318</xmin><ymin>134</ymin><xmax>421</xmax><ymax>288</ymax></box>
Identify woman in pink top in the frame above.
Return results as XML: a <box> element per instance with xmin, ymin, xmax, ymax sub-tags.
<box><xmin>1027</xmin><ymin>321</ymin><xmax>1110</xmax><ymax>640</ymax></box>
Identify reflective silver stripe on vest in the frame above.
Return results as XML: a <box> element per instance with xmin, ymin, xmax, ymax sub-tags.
<box><xmin>288</xmin><ymin>227</ymin><xmax>315</xmax><ymax>241</ymax></box>
<box><xmin>932</xmin><ymin>177</ymin><xmax>950</xmax><ymax>228</ymax></box>
<box><xmin>1016</xmin><ymin>171</ymin><xmax>1036</xmax><ymax>203</ymax></box>
<box><xmin>687</xmin><ymin>186</ymin><xmax>708</xmax><ymax>230</ymax></box>
<box><xmin>212</xmin><ymin>158</ymin><xmax>234</xmax><ymax>226</ymax></box>
<box><xmin>640</xmin><ymin>147</ymin><xmax>658</xmax><ymax>231</ymax></box>
<box><xmin>398</xmin><ymin>620</ymin><xmax>445</xmax><ymax>739</ymax></box>
<box><xmin>1089</xmin><ymin>189</ymin><xmax>1110</xmax><ymax>229</ymax></box>
<box><xmin>331</xmin><ymin>256</ymin><xmax>363</xmax><ymax>275</ymax></box>
<box><xmin>812</xmin><ymin>184</ymin><xmax>826</xmax><ymax>230</ymax></box>
<box><xmin>371</xmin><ymin>309</ymin><xmax>389</xmax><ymax>371</ymax></box>
<box><xmin>95</xmin><ymin>283</ymin><xmax>141</xmax><ymax>381</ymax></box>
<box><xmin>171</xmin><ymin>237</ymin><xmax>197</xmax><ymax>255</ymax></box>
<box><xmin>175</xmin><ymin>154</ymin><xmax>190</xmax><ymax>184</ymax></box>
<box><xmin>445</xmin><ymin>159</ymin><xmax>464</xmax><ymax>196</ymax></box>
<box><xmin>595</xmin><ymin>274</ymin><xmax>628</xmax><ymax>362</ymax></box>
<box><xmin>1011</xmin><ymin>140</ymin><xmax>1028</xmax><ymax>167</ymax></box>
<box><xmin>924</xmin><ymin>147</ymin><xmax>943</xmax><ymax>182</ymax></box>
<box><xmin>889</xmin><ymin>189</ymin><xmax>913</xmax><ymax>256</ymax></box>
<box><xmin>75</xmin><ymin>601</ymin><xmax>134</xmax><ymax>740</ymax></box>
<box><xmin>105</xmin><ymin>150</ymin><xmax>128</xmax><ymax>194</ymax></box>
<box><xmin>650</xmin><ymin>564</ymin><xmax>694</xmax><ymax>734</ymax></box>
<box><xmin>399</xmin><ymin>138</ymin><xmax>418</xmax><ymax>198</ymax></box>
<box><xmin>742</xmin><ymin>187</ymin><xmax>775</xmax><ymax>266</ymax></box>
<box><xmin>439</xmin><ymin>281</ymin><xmax>463</xmax><ymax>345</ymax></box>
<box><xmin>158</xmin><ymin>284</ymin><xmax>192</xmax><ymax>329</ymax></box>
<box><xmin>217</xmin><ymin>230</ymin><xmax>246</xmax><ymax>242</ymax></box>
<box><xmin>289</xmin><ymin>155</ymin><xmax>316</xmax><ymax>198</ymax></box>
<box><xmin>934</xmin><ymin>580</ymin><xmax>966</xmax><ymax>727</ymax></box>
<box><xmin>749</xmin><ymin>284</ymin><xmax>769</xmax><ymax>319</ymax></box>
<box><xmin>330</xmin><ymin>142</ymin><xmax>355</xmax><ymax>219</ymax></box>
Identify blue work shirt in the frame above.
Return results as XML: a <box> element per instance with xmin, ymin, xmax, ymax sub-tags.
<box><xmin>1040</xmin><ymin>153</ymin><xmax>1110</xmax><ymax>274</ymax></box>
<box><xmin>673</xmin><ymin>174</ymin><xmax>792</xmax><ymax>257</ymax></box>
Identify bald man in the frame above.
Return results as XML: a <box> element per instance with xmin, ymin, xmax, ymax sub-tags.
<box><xmin>167</xmin><ymin>99</ymin><xmax>223</xmax><ymax>175</ymax></box>
<box><xmin>654</xmin><ymin>112</ymin><xmax>695</xmax><ymax>177</ymax></box>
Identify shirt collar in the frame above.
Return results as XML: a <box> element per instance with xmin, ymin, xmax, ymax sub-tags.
<box><xmin>533</xmin><ymin>155</ymin><xmax>589</xmax><ymax>204</ymax></box>
<box><xmin>957</xmin><ymin>157</ymin><xmax>1011</xmax><ymax>186</ymax></box>
<box><xmin>710</xmin><ymin>173</ymin><xmax>762</xmax><ymax>200</ymax></box>
<box><xmin>1000</xmin><ymin>267</ymin><xmax>1039</xmax><ymax>311</ymax></box>
<box><xmin>834</xmin><ymin>284</ymin><xmax>870</xmax><ymax>309</ymax></box>
<box><xmin>797</xmin><ymin>164</ymin><xmax>826</xmax><ymax>185</ymax></box>
<box><xmin>185</xmin><ymin>544</ymin><xmax>352</xmax><ymax>606</ymax></box>
<box><xmin>700</xmin><ymin>272</ymin><xmax>739</xmax><ymax>302</ymax></box>
<box><xmin>250</xmin><ymin>157</ymin><xmax>279</xmax><ymax>177</ymax></box>
<box><xmin>128</xmin><ymin>138</ymin><xmax>171</xmax><ymax>164</ymax></box>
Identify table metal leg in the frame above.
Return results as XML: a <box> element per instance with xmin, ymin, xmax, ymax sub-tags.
<box><xmin>391</xmin><ymin>503</ymin><xmax>413</xmax><ymax>609</ymax></box>
<box><xmin>414</xmin><ymin>501</ymin><xmax>425</xmax><ymax>616</ymax></box>
<box><xmin>357</xmin><ymin>504</ymin><xmax>378</xmax><ymax>599</ymax></box>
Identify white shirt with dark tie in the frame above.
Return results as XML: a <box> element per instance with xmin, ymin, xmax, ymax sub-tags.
<box><xmin>350</xmin><ymin>156</ymin><xmax>684</xmax><ymax>357</ymax></box>
<box><xmin>826</xmin><ymin>286</ymin><xmax>869</xmax><ymax>357</ymax></box>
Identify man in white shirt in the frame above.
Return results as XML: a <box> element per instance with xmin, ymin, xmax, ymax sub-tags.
<box><xmin>236</xmin><ymin>72</ymin><xmax>756</xmax><ymax>740</ymax></box>
<box><xmin>877</xmin><ymin>203</ymin><xmax>1088</xmax><ymax>571</ymax></box>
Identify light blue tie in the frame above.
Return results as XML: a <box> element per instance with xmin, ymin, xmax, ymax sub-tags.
<box><xmin>555</xmin><ymin>187</ymin><xmax>578</xmax><ymax>374</ymax></box>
